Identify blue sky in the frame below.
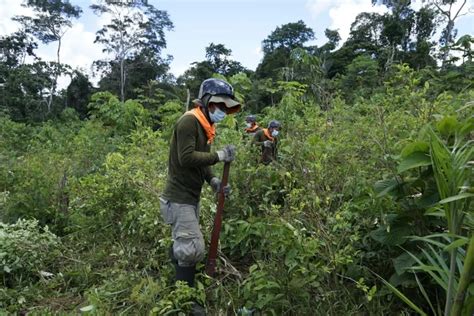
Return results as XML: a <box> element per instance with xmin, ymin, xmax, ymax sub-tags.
<box><xmin>156</xmin><ymin>0</ymin><xmax>333</xmax><ymax>73</ymax></box>
<box><xmin>1</xmin><ymin>0</ymin><xmax>473</xmax><ymax>87</ymax></box>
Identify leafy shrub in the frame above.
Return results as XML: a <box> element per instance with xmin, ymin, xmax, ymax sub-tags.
<box><xmin>1</xmin><ymin>62</ymin><xmax>472</xmax><ymax>315</ymax></box>
<box><xmin>0</xmin><ymin>219</ymin><xmax>61</xmax><ymax>287</ymax></box>
<box><xmin>68</xmin><ymin>127</ymin><xmax>168</xmax><ymax>241</ymax></box>
<box><xmin>373</xmin><ymin>108</ymin><xmax>473</xmax><ymax>314</ymax></box>
<box><xmin>88</xmin><ymin>91</ymin><xmax>151</xmax><ymax>133</ymax></box>
<box><xmin>152</xmin><ymin>281</ymin><xmax>206</xmax><ymax>315</ymax></box>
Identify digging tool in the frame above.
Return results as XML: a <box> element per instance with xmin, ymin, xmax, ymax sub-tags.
<box><xmin>206</xmin><ymin>161</ymin><xmax>231</xmax><ymax>277</ymax></box>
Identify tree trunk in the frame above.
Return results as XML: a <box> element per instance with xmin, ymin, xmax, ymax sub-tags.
<box><xmin>441</xmin><ymin>20</ymin><xmax>454</xmax><ymax>68</ymax></box>
<box><xmin>58</xmin><ymin>172</ymin><xmax>69</xmax><ymax>214</ymax></box>
<box><xmin>47</xmin><ymin>37</ymin><xmax>62</xmax><ymax>113</ymax></box>
<box><xmin>120</xmin><ymin>58</ymin><xmax>125</xmax><ymax>102</ymax></box>
<box><xmin>185</xmin><ymin>88</ymin><xmax>190</xmax><ymax>111</ymax></box>
<box><xmin>435</xmin><ymin>0</ymin><xmax>468</xmax><ymax>68</ymax></box>
<box><xmin>385</xmin><ymin>43</ymin><xmax>396</xmax><ymax>71</ymax></box>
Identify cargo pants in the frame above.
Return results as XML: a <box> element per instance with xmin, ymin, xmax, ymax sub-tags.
<box><xmin>159</xmin><ymin>198</ymin><xmax>205</xmax><ymax>267</ymax></box>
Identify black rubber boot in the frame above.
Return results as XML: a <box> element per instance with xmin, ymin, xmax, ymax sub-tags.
<box><xmin>175</xmin><ymin>265</ymin><xmax>196</xmax><ymax>288</ymax></box>
<box><xmin>190</xmin><ymin>301</ymin><xmax>206</xmax><ymax>316</ymax></box>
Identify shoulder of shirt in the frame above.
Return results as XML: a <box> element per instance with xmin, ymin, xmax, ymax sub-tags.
<box><xmin>175</xmin><ymin>114</ymin><xmax>200</xmax><ymax>134</ymax></box>
<box><xmin>177</xmin><ymin>113</ymin><xmax>199</xmax><ymax>126</ymax></box>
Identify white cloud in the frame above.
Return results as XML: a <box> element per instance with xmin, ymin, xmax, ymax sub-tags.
<box><xmin>38</xmin><ymin>22</ymin><xmax>105</xmax><ymax>88</ymax></box>
<box><xmin>328</xmin><ymin>0</ymin><xmax>389</xmax><ymax>43</ymax></box>
<box><xmin>0</xmin><ymin>0</ymin><xmax>106</xmax><ymax>88</ymax></box>
<box><xmin>306</xmin><ymin>0</ymin><xmax>334</xmax><ymax>17</ymax></box>
<box><xmin>315</xmin><ymin>0</ymin><xmax>473</xmax><ymax>45</ymax></box>
<box><xmin>0</xmin><ymin>0</ymin><xmax>34</xmax><ymax>34</ymax></box>
<box><xmin>169</xmin><ymin>63</ymin><xmax>190</xmax><ymax>77</ymax></box>
<box><xmin>29</xmin><ymin>22</ymin><xmax>105</xmax><ymax>88</ymax></box>
<box><xmin>306</xmin><ymin>0</ymin><xmax>389</xmax><ymax>44</ymax></box>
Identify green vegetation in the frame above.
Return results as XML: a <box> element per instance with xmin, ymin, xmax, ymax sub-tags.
<box><xmin>0</xmin><ymin>0</ymin><xmax>473</xmax><ymax>315</ymax></box>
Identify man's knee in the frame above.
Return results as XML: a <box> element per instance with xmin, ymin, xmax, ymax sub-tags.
<box><xmin>168</xmin><ymin>202</ymin><xmax>204</xmax><ymax>266</ymax></box>
<box><xmin>173</xmin><ymin>235</ymin><xmax>205</xmax><ymax>266</ymax></box>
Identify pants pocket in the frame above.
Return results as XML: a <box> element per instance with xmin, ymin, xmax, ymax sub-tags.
<box><xmin>173</xmin><ymin>235</ymin><xmax>205</xmax><ymax>267</ymax></box>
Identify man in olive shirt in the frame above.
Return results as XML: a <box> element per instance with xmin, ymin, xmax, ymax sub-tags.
<box><xmin>252</xmin><ymin>120</ymin><xmax>281</xmax><ymax>164</ymax></box>
<box><xmin>160</xmin><ymin>78</ymin><xmax>241</xmax><ymax>295</ymax></box>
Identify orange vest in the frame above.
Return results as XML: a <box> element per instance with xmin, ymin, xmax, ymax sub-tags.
<box><xmin>263</xmin><ymin>128</ymin><xmax>274</xmax><ymax>141</ymax></box>
<box><xmin>185</xmin><ymin>107</ymin><xmax>215</xmax><ymax>144</ymax></box>
<box><xmin>245</xmin><ymin>124</ymin><xmax>259</xmax><ymax>133</ymax></box>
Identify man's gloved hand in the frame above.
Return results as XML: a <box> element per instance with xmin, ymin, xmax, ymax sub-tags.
<box><xmin>210</xmin><ymin>177</ymin><xmax>231</xmax><ymax>197</ymax></box>
<box><xmin>217</xmin><ymin>145</ymin><xmax>236</xmax><ymax>162</ymax></box>
<box><xmin>263</xmin><ymin>140</ymin><xmax>273</xmax><ymax>148</ymax></box>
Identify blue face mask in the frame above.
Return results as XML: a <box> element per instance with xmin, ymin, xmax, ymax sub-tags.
<box><xmin>271</xmin><ymin>130</ymin><xmax>279</xmax><ymax>137</ymax></box>
<box><xmin>210</xmin><ymin>108</ymin><xmax>226</xmax><ymax>123</ymax></box>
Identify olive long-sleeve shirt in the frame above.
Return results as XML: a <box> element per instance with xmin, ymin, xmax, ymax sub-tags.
<box><xmin>162</xmin><ymin>113</ymin><xmax>219</xmax><ymax>205</ymax></box>
<box><xmin>252</xmin><ymin>129</ymin><xmax>278</xmax><ymax>164</ymax></box>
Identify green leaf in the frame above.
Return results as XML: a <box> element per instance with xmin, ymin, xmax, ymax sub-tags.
<box><xmin>373</xmin><ymin>271</ymin><xmax>427</xmax><ymax>316</ymax></box>
<box><xmin>374</xmin><ymin>177</ymin><xmax>401</xmax><ymax>197</ymax></box>
<box><xmin>406</xmin><ymin>246</ymin><xmax>449</xmax><ymax>290</ymax></box>
<box><xmin>401</xmin><ymin>141</ymin><xmax>429</xmax><ymax>158</ymax></box>
<box><xmin>413</xmin><ymin>272</ymin><xmax>437</xmax><ymax>315</ymax></box>
<box><xmin>79</xmin><ymin>305</ymin><xmax>95</xmax><ymax>312</ymax></box>
<box><xmin>398</xmin><ymin>152</ymin><xmax>432</xmax><ymax>173</ymax></box>
<box><xmin>458</xmin><ymin>116</ymin><xmax>474</xmax><ymax>136</ymax></box>
<box><xmin>436</xmin><ymin>116</ymin><xmax>458</xmax><ymax>136</ymax></box>
<box><xmin>393</xmin><ymin>252</ymin><xmax>417</xmax><ymax>275</ymax></box>
<box><xmin>370</xmin><ymin>225</ymin><xmax>411</xmax><ymax>246</ymax></box>
<box><xmin>438</xmin><ymin>193</ymin><xmax>474</xmax><ymax>204</ymax></box>
<box><xmin>443</xmin><ymin>238</ymin><xmax>468</xmax><ymax>252</ymax></box>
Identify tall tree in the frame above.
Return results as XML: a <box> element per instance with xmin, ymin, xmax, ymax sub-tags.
<box><xmin>451</xmin><ymin>34</ymin><xmax>473</xmax><ymax>63</ymax></box>
<box><xmin>313</xmin><ymin>29</ymin><xmax>341</xmax><ymax>76</ymax></box>
<box><xmin>13</xmin><ymin>0</ymin><xmax>82</xmax><ymax>112</ymax></box>
<box><xmin>177</xmin><ymin>61</ymin><xmax>214</xmax><ymax>98</ymax></box>
<box><xmin>327</xmin><ymin>12</ymin><xmax>384</xmax><ymax>78</ymax></box>
<box><xmin>406</xmin><ymin>6</ymin><xmax>438</xmax><ymax>69</ymax></box>
<box><xmin>262</xmin><ymin>20</ymin><xmax>315</xmax><ymax>55</ymax></box>
<box><xmin>178</xmin><ymin>43</ymin><xmax>246</xmax><ymax>96</ymax></box>
<box><xmin>0</xmin><ymin>61</ymin><xmax>57</xmax><ymax>121</ymax></box>
<box><xmin>91</xmin><ymin>0</ymin><xmax>173</xmax><ymax>101</ymax></box>
<box><xmin>375</xmin><ymin>0</ymin><xmax>471</xmax><ymax>67</ymax></box>
<box><xmin>205</xmin><ymin>43</ymin><xmax>245</xmax><ymax>76</ymax></box>
<box><xmin>66</xmin><ymin>70</ymin><xmax>94</xmax><ymax>119</ymax></box>
<box><xmin>205</xmin><ymin>43</ymin><xmax>232</xmax><ymax>74</ymax></box>
<box><xmin>0</xmin><ymin>32</ymin><xmax>60</xmax><ymax>121</ymax></box>
<box><xmin>380</xmin><ymin>2</ymin><xmax>415</xmax><ymax>69</ymax></box>
<box><xmin>97</xmin><ymin>50</ymin><xmax>171</xmax><ymax>100</ymax></box>
<box><xmin>322</xmin><ymin>29</ymin><xmax>341</xmax><ymax>52</ymax></box>
<box><xmin>0</xmin><ymin>31</ymin><xmax>37</xmax><ymax>67</ymax></box>
<box><xmin>257</xmin><ymin>20</ymin><xmax>315</xmax><ymax>79</ymax></box>
<box><xmin>284</xmin><ymin>48</ymin><xmax>331</xmax><ymax>108</ymax></box>
<box><xmin>431</xmin><ymin>0</ymin><xmax>470</xmax><ymax>67</ymax></box>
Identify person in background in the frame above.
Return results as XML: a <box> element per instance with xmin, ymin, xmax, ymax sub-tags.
<box><xmin>244</xmin><ymin>114</ymin><xmax>260</xmax><ymax>136</ymax></box>
<box><xmin>252</xmin><ymin>120</ymin><xmax>281</xmax><ymax>164</ymax></box>
<box><xmin>160</xmin><ymin>78</ymin><xmax>241</xmax><ymax>315</ymax></box>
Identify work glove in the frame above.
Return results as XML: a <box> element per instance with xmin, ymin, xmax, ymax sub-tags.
<box><xmin>210</xmin><ymin>177</ymin><xmax>231</xmax><ymax>197</ymax></box>
<box><xmin>217</xmin><ymin>145</ymin><xmax>236</xmax><ymax>162</ymax></box>
<box><xmin>263</xmin><ymin>140</ymin><xmax>273</xmax><ymax>148</ymax></box>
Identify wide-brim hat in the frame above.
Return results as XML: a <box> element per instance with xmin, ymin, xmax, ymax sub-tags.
<box><xmin>209</xmin><ymin>95</ymin><xmax>241</xmax><ymax>114</ymax></box>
